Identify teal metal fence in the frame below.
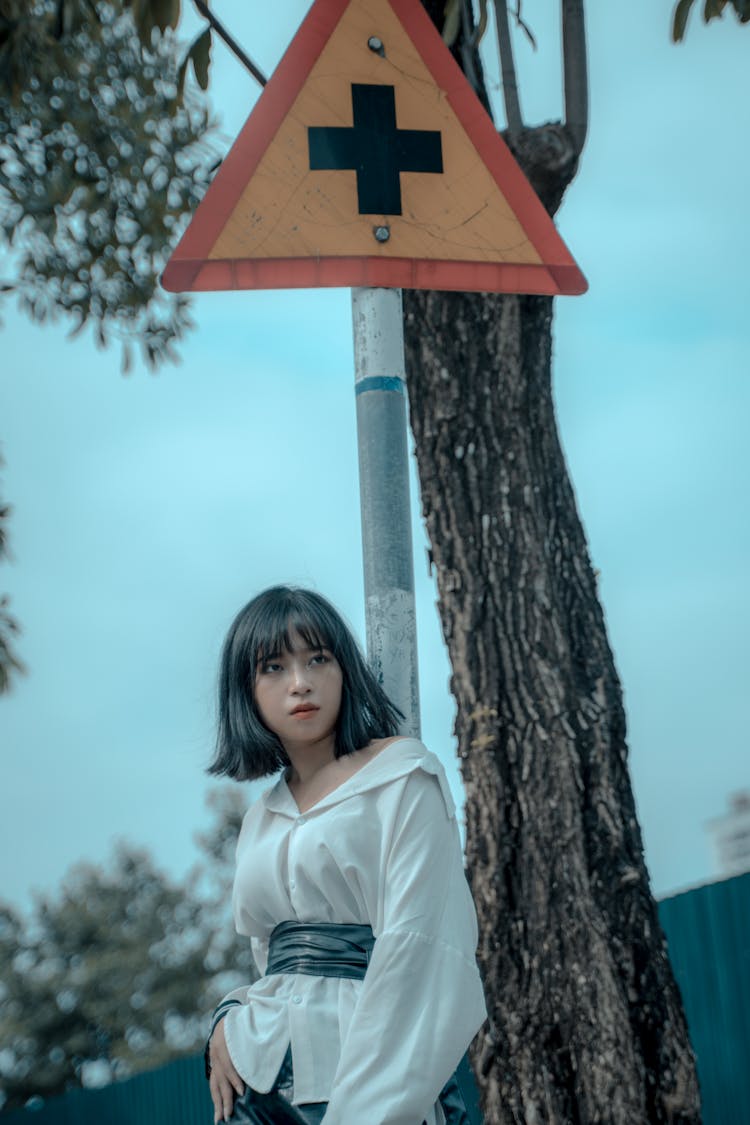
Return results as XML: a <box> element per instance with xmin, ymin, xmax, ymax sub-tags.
<box><xmin>3</xmin><ymin>872</ymin><xmax>748</xmax><ymax>1123</ymax></box>
<box><xmin>659</xmin><ymin>871</ymin><xmax>750</xmax><ymax>1125</ymax></box>
<box><xmin>1</xmin><ymin>1054</ymin><xmax>211</xmax><ymax>1125</ymax></box>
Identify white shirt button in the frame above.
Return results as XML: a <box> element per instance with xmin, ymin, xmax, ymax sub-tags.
<box><xmin>289</xmin><ymin>879</ymin><xmax>296</xmax><ymax>890</ymax></box>
<box><xmin>292</xmin><ymin>995</ymin><xmax>302</xmax><ymax>1005</ymax></box>
<box><xmin>297</xmin><ymin>816</ymin><xmax>306</xmax><ymax>826</ymax></box>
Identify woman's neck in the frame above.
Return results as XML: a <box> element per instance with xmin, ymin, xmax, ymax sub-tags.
<box><xmin>284</xmin><ymin>736</ymin><xmax>337</xmax><ymax>786</ymax></box>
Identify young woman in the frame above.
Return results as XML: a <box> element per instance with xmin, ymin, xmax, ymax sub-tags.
<box><xmin>205</xmin><ymin>586</ymin><xmax>486</xmax><ymax>1125</ymax></box>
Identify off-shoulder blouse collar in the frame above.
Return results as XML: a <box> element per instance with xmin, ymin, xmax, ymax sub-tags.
<box><xmin>260</xmin><ymin>737</ymin><xmax>455</xmax><ymax>820</ymax></box>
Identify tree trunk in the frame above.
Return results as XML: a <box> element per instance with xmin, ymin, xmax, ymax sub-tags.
<box><xmin>402</xmin><ymin>12</ymin><xmax>702</xmax><ymax>1117</ymax></box>
<box><xmin>404</xmin><ymin>283</ymin><xmax>700</xmax><ymax>1122</ymax></box>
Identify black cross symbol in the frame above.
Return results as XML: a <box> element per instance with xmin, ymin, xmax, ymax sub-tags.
<box><xmin>308</xmin><ymin>84</ymin><xmax>443</xmax><ymax>216</ymax></box>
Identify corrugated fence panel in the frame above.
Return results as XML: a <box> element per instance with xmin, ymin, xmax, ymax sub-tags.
<box><xmin>658</xmin><ymin>871</ymin><xmax>750</xmax><ymax>1125</ymax></box>
<box><xmin>3</xmin><ymin>874</ymin><xmax>748</xmax><ymax>1122</ymax></box>
<box><xmin>1</xmin><ymin>1055</ymin><xmax>212</xmax><ymax>1125</ymax></box>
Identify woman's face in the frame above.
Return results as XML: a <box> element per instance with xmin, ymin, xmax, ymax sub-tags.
<box><xmin>253</xmin><ymin>628</ymin><xmax>343</xmax><ymax>751</ymax></box>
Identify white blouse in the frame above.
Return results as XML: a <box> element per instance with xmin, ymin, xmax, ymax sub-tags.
<box><xmin>219</xmin><ymin>737</ymin><xmax>487</xmax><ymax>1125</ymax></box>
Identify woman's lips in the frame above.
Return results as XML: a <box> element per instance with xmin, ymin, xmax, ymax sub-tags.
<box><xmin>290</xmin><ymin>705</ymin><xmax>319</xmax><ymax>717</ymax></box>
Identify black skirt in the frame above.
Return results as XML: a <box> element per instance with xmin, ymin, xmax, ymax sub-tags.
<box><xmin>226</xmin><ymin>1044</ymin><xmax>476</xmax><ymax>1125</ymax></box>
<box><xmin>226</xmin><ymin>1090</ymin><xmax>326</xmax><ymax>1125</ymax></box>
<box><xmin>226</xmin><ymin>1047</ymin><xmax>326</xmax><ymax>1125</ymax></box>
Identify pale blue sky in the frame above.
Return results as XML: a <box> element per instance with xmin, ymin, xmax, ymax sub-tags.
<box><xmin>1</xmin><ymin>0</ymin><xmax>748</xmax><ymax>910</ymax></box>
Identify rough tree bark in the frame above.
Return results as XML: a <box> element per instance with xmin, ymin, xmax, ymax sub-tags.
<box><xmin>403</xmin><ymin>2</ymin><xmax>701</xmax><ymax>1121</ymax></box>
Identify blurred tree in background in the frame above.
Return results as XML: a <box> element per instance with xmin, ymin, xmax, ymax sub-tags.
<box><xmin>0</xmin><ymin>787</ymin><xmax>252</xmax><ymax>1113</ymax></box>
<box><xmin>0</xmin><ymin>0</ymin><xmax>216</xmax><ymax>369</ymax></box>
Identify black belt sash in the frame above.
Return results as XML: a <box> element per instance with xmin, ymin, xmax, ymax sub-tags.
<box><xmin>265</xmin><ymin>920</ymin><xmax>482</xmax><ymax>1125</ymax></box>
<box><xmin>266</xmin><ymin>920</ymin><xmax>374</xmax><ymax>980</ymax></box>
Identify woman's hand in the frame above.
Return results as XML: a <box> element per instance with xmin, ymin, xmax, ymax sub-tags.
<box><xmin>208</xmin><ymin>1016</ymin><xmax>245</xmax><ymax>1124</ymax></box>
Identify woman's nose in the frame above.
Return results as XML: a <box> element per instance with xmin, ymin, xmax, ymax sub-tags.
<box><xmin>289</xmin><ymin>664</ymin><xmax>311</xmax><ymax>692</ymax></box>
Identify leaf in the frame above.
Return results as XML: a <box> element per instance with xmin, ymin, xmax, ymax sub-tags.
<box><xmin>151</xmin><ymin>0</ymin><xmax>181</xmax><ymax>34</ymax></box>
<box><xmin>67</xmin><ymin>312</ymin><xmax>87</xmax><ymax>339</ymax></box>
<box><xmin>442</xmin><ymin>0</ymin><xmax>461</xmax><ymax>47</ymax></box>
<box><xmin>130</xmin><ymin>0</ymin><xmax>152</xmax><ymax>44</ymax></box>
<box><xmin>672</xmin><ymin>0</ymin><xmax>696</xmax><ymax>40</ymax></box>
<box><xmin>703</xmin><ymin>0</ymin><xmax>728</xmax><ymax>19</ymax></box>
<box><xmin>175</xmin><ymin>52</ymin><xmax>188</xmax><ymax>102</ymax></box>
<box><xmin>189</xmin><ymin>27</ymin><xmax>211</xmax><ymax>90</ymax></box>
<box><xmin>121</xmin><ymin>342</ymin><xmax>133</xmax><ymax>375</ymax></box>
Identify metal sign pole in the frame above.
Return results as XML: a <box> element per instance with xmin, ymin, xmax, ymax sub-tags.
<box><xmin>351</xmin><ymin>286</ymin><xmax>420</xmax><ymax>737</ymax></box>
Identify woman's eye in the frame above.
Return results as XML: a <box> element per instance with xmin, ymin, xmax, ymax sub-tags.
<box><xmin>310</xmin><ymin>652</ymin><xmax>329</xmax><ymax>666</ymax></box>
<box><xmin>261</xmin><ymin>661</ymin><xmax>282</xmax><ymax>674</ymax></box>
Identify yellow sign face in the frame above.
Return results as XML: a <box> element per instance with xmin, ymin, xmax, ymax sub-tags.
<box><xmin>211</xmin><ymin>0</ymin><xmax>541</xmax><ymax>266</ymax></box>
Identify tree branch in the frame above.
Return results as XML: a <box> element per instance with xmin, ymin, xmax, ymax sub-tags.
<box><xmin>191</xmin><ymin>0</ymin><xmax>267</xmax><ymax>87</ymax></box>
<box><xmin>561</xmin><ymin>0</ymin><xmax>588</xmax><ymax>155</ymax></box>
<box><xmin>493</xmin><ymin>0</ymin><xmax>523</xmax><ymax>136</ymax></box>
<box><xmin>459</xmin><ymin>0</ymin><xmax>485</xmax><ymax>108</ymax></box>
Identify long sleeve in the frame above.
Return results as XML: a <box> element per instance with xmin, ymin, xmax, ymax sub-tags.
<box><xmin>321</xmin><ymin>768</ymin><xmax>487</xmax><ymax>1125</ymax></box>
<box><xmin>204</xmin><ymin>942</ymin><xmax>268</xmax><ymax>1078</ymax></box>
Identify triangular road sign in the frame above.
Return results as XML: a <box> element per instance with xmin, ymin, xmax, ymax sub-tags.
<box><xmin>162</xmin><ymin>0</ymin><xmax>586</xmax><ymax>295</ymax></box>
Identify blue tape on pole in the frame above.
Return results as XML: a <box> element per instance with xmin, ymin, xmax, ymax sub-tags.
<box><xmin>355</xmin><ymin>375</ymin><xmax>405</xmax><ymax>395</ymax></box>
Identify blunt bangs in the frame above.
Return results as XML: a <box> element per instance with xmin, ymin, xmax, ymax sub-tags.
<box><xmin>208</xmin><ymin>586</ymin><xmax>403</xmax><ymax>782</ymax></box>
<box><xmin>253</xmin><ymin>603</ymin><xmax>336</xmax><ymax>670</ymax></box>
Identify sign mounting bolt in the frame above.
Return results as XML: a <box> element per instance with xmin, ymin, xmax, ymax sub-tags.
<box><xmin>367</xmin><ymin>36</ymin><xmax>385</xmax><ymax>56</ymax></box>
<box><xmin>373</xmin><ymin>225</ymin><xmax>391</xmax><ymax>243</ymax></box>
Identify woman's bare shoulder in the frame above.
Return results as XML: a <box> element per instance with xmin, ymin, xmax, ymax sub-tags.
<box><xmin>361</xmin><ymin>734</ymin><xmax>425</xmax><ymax>762</ymax></box>
<box><xmin>366</xmin><ymin>735</ymin><xmax>403</xmax><ymax>754</ymax></box>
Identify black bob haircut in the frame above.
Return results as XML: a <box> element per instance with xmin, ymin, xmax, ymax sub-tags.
<box><xmin>208</xmin><ymin>586</ymin><xmax>403</xmax><ymax>781</ymax></box>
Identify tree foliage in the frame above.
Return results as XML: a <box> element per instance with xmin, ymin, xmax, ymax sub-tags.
<box><xmin>0</xmin><ymin>0</ymin><xmax>217</xmax><ymax>371</ymax></box>
<box><xmin>0</xmin><ymin>787</ymin><xmax>254</xmax><ymax>1113</ymax></box>
<box><xmin>672</xmin><ymin>0</ymin><xmax>750</xmax><ymax>40</ymax></box>
<box><xmin>0</xmin><ymin>593</ymin><xmax>22</xmax><ymax>694</ymax></box>
<box><xmin>0</xmin><ymin>451</ymin><xmax>24</xmax><ymax>696</ymax></box>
